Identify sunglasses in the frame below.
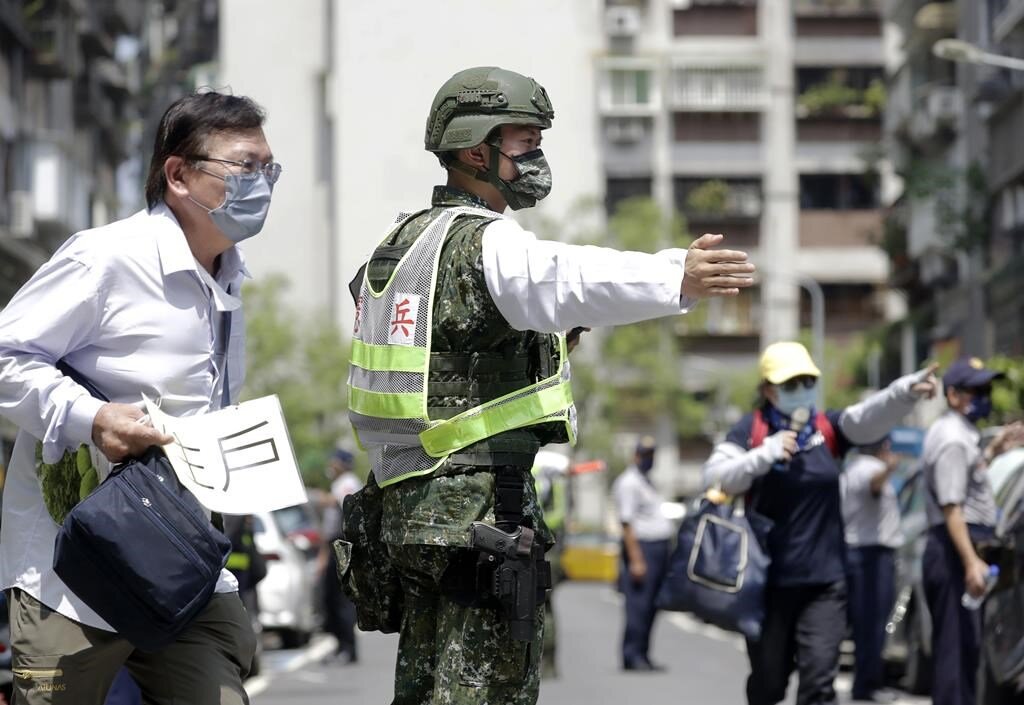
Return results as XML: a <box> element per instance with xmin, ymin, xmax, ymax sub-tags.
<box><xmin>779</xmin><ymin>376</ymin><xmax>817</xmax><ymax>392</ymax></box>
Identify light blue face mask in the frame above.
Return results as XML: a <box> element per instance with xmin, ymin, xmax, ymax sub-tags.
<box><xmin>190</xmin><ymin>171</ymin><xmax>273</xmax><ymax>243</ymax></box>
<box><xmin>775</xmin><ymin>384</ymin><xmax>818</xmax><ymax>417</ymax></box>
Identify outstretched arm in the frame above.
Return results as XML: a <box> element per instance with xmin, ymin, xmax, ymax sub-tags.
<box><xmin>481</xmin><ymin>222</ymin><xmax>754</xmax><ymax>333</ymax></box>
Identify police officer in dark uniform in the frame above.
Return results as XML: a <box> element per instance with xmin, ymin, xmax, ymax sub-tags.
<box><xmin>920</xmin><ymin>357</ymin><xmax>1006</xmax><ymax>705</ymax></box>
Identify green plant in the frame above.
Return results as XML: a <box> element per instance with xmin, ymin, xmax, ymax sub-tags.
<box><xmin>686</xmin><ymin>180</ymin><xmax>731</xmax><ymax>215</ymax></box>
<box><xmin>864</xmin><ymin>78</ymin><xmax>887</xmax><ymax>116</ymax></box>
<box><xmin>241</xmin><ymin>275</ymin><xmax>359</xmax><ymax>487</ymax></box>
<box><xmin>798</xmin><ymin>73</ymin><xmax>863</xmax><ymax>116</ymax></box>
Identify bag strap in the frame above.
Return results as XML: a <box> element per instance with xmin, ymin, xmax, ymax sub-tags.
<box><xmin>56</xmin><ymin>360</ymin><xmax>109</xmax><ymax>402</ymax></box>
<box><xmin>814</xmin><ymin>411</ymin><xmax>839</xmax><ymax>457</ymax></box>
<box><xmin>751</xmin><ymin>408</ymin><xmax>840</xmax><ymax>458</ymax></box>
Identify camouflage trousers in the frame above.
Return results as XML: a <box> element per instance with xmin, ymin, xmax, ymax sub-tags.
<box><xmin>387</xmin><ymin>544</ymin><xmax>544</xmax><ymax>705</ymax></box>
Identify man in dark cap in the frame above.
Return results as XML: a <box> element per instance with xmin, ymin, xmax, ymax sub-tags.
<box><xmin>920</xmin><ymin>357</ymin><xmax>1017</xmax><ymax>705</ymax></box>
<box><xmin>612</xmin><ymin>436</ymin><xmax>673</xmax><ymax>671</ymax></box>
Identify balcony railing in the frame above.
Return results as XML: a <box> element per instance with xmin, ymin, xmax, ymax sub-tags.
<box><xmin>793</xmin><ymin>0</ymin><xmax>881</xmax><ymax>15</ymax></box>
<box><xmin>671</xmin><ymin>67</ymin><xmax>765</xmax><ymax>111</ymax></box>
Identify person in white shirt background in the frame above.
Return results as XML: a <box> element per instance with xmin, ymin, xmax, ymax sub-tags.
<box><xmin>612</xmin><ymin>435</ymin><xmax>675</xmax><ymax>672</ymax></box>
<box><xmin>840</xmin><ymin>436</ymin><xmax>902</xmax><ymax>703</ymax></box>
<box><xmin>317</xmin><ymin>448</ymin><xmax>363</xmax><ymax>664</ymax></box>
<box><xmin>0</xmin><ymin>90</ymin><xmax>279</xmax><ymax>705</ymax></box>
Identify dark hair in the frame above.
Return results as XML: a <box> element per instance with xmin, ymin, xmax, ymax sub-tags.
<box><xmin>145</xmin><ymin>91</ymin><xmax>266</xmax><ymax>209</ymax></box>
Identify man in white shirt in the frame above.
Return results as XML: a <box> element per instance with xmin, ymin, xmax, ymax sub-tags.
<box><xmin>0</xmin><ymin>91</ymin><xmax>280</xmax><ymax>705</ymax></box>
<box><xmin>612</xmin><ymin>436</ymin><xmax>674</xmax><ymax>672</ymax></box>
<box><xmin>840</xmin><ymin>438</ymin><xmax>902</xmax><ymax>703</ymax></box>
<box><xmin>346</xmin><ymin>66</ymin><xmax>754</xmax><ymax>705</ymax></box>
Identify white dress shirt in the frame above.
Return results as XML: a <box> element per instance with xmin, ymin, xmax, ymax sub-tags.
<box><xmin>612</xmin><ymin>466</ymin><xmax>674</xmax><ymax>542</ymax></box>
<box><xmin>481</xmin><ymin>218</ymin><xmax>695</xmax><ymax>331</ymax></box>
<box><xmin>0</xmin><ymin>203</ymin><xmax>248</xmax><ymax>630</ymax></box>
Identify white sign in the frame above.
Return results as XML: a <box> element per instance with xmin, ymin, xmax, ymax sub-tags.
<box><xmin>143</xmin><ymin>394</ymin><xmax>308</xmax><ymax>514</ymax></box>
<box><xmin>388</xmin><ymin>292</ymin><xmax>420</xmax><ymax>346</ymax></box>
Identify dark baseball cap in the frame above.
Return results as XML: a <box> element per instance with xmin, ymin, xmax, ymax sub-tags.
<box><xmin>331</xmin><ymin>448</ymin><xmax>354</xmax><ymax>464</ymax></box>
<box><xmin>942</xmin><ymin>357</ymin><xmax>1005</xmax><ymax>390</ymax></box>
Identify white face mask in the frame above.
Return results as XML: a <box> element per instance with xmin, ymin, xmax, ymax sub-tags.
<box><xmin>775</xmin><ymin>384</ymin><xmax>817</xmax><ymax>417</ymax></box>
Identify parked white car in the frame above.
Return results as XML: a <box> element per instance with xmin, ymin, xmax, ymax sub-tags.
<box><xmin>252</xmin><ymin>503</ymin><xmax>321</xmax><ymax>648</ymax></box>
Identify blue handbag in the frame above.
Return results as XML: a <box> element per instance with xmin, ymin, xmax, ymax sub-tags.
<box><xmin>51</xmin><ymin>363</ymin><xmax>231</xmax><ymax>652</ymax></box>
<box><xmin>655</xmin><ymin>496</ymin><xmax>772</xmax><ymax>640</ymax></box>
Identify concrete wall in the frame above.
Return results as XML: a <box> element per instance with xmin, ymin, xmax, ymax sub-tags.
<box><xmin>218</xmin><ymin>0</ymin><xmax>333</xmax><ymax>317</ymax></box>
<box><xmin>331</xmin><ymin>0</ymin><xmax>604</xmax><ymax>336</ymax></box>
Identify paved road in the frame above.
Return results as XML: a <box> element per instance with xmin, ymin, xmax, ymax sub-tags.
<box><xmin>250</xmin><ymin>582</ymin><xmax>929</xmax><ymax>705</ymax></box>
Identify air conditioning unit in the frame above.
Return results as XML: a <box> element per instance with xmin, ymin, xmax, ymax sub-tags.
<box><xmin>9</xmin><ymin>190</ymin><xmax>34</xmax><ymax>238</ymax></box>
<box><xmin>606</xmin><ymin>117</ymin><xmax>646</xmax><ymax>143</ymax></box>
<box><xmin>606</xmin><ymin>6</ymin><xmax>641</xmax><ymax>37</ymax></box>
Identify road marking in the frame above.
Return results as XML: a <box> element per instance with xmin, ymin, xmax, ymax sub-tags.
<box><xmin>245</xmin><ymin>634</ymin><xmax>337</xmax><ymax>698</ymax></box>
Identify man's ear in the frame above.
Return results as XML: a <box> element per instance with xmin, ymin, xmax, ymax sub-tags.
<box><xmin>460</xmin><ymin>144</ymin><xmax>489</xmax><ymax>170</ymax></box>
<box><xmin>164</xmin><ymin>156</ymin><xmax>189</xmax><ymax>197</ymax></box>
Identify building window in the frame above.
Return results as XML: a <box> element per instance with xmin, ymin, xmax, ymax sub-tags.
<box><xmin>799</xmin><ymin>173</ymin><xmax>878</xmax><ymax>210</ymax></box>
<box><xmin>674</xmin><ymin>112</ymin><xmax>760</xmax><ymax>141</ymax></box>
<box><xmin>605</xmin><ymin>177</ymin><xmax>652</xmax><ymax>215</ymax></box>
<box><xmin>672</xmin><ymin>66</ymin><xmax>765</xmax><ymax>111</ymax></box>
<box><xmin>674</xmin><ymin>177</ymin><xmax>762</xmax><ymax>219</ymax></box>
<box><xmin>673</xmin><ymin>4</ymin><xmax>758</xmax><ymax>37</ymax></box>
<box><xmin>608</xmin><ymin>69</ymin><xmax>653</xmax><ymax>109</ymax></box>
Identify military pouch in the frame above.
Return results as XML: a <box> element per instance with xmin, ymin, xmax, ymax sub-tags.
<box><xmin>332</xmin><ymin>480</ymin><xmax>403</xmax><ymax>633</ymax></box>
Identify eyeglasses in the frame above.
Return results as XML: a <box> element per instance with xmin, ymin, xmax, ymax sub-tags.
<box><xmin>188</xmin><ymin>155</ymin><xmax>283</xmax><ymax>184</ymax></box>
<box><xmin>779</xmin><ymin>376</ymin><xmax>817</xmax><ymax>392</ymax></box>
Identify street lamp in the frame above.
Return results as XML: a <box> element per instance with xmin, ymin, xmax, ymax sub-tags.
<box><xmin>933</xmin><ymin>38</ymin><xmax>1024</xmax><ymax>72</ymax></box>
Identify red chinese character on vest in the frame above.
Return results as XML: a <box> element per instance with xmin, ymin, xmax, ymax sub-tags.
<box><xmin>391</xmin><ymin>297</ymin><xmax>416</xmax><ymax>337</ymax></box>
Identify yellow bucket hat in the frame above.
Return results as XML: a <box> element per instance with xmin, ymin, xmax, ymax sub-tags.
<box><xmin>759</xmin><ymin>342</ymin><xmax>822</xmax><ymax>385</ymax></box>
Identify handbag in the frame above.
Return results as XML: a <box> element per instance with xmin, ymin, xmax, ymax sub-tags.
<box><xmin>51</xmin><ymin>362</ymin><xmax>232</xmax><ymax>652</ymax></box>
<box><xmin>655</xmin><ymin>494</ymin><xmax>773</xmax><ymax>640</ymax></box>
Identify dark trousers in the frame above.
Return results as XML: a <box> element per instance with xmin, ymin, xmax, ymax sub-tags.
<box><xmin>103</xmin><ymin>668</ymin><xmax>141</xmax><ymax>705</ymax></box>
<box><xmin>323</xmin><ymin>543</ymin><xmax>358</xmax><ymax>658</ymax></box>
<box><xmin>619</xmin><ymin>538</ymin><xmax>669</xmax><ymax>667</ymax></box>
<box><xmin>922</xmin><ymin>525</ymin><xmax>992</xmax><ymax>705</ymax></box>
<box><xmin>745</xmin><ymin>580</ymin><xmax>847</xmax><ymax>705</ymax></box>
<box><xmin>846</xmin><ymin>545</ymin><xmax>896</xmax><ymax>698</ymax></box>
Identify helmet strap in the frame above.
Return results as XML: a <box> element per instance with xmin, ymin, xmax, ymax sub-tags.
<box><xmin>446</xmin><ymin>142</ymin><xmax>533</xmax><ymax>211</ymax></box>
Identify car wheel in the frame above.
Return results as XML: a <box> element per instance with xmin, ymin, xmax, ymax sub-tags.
<box><xmin>279</xmin><ymin>628</ymin><xmax>311</xmax><ymax>650</ymax></box>
<box><xmin>902</xmin><ymin>607</ymin><xmax>932</xmax><ymax>696</ymax></box>
<box><xmin>978</xmin><ymin>646</ymin><xmax>1020</xmax><ymax>705</ymax></box>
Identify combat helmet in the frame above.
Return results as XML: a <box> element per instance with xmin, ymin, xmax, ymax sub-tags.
<box><xmin>424</xmin><ymin>66</ymin><xmax>554</xmax><ymax>155</ymax></box>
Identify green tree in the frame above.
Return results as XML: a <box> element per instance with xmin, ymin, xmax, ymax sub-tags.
<box><xmin>241</xmin><ymin>275</ymin><xmax>355</xmax><ymax>487</ymax></box>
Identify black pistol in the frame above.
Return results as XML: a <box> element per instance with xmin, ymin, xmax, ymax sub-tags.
<box><xmin>470</xmin><ymin>521</ymin><xmax>551</xmax><ymax>642</ymax></box>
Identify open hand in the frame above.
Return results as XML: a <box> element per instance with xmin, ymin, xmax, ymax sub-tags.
<box><xmin>681</xmin><ymin>234</ymin><xmax>755</xmax><ymax>299</ymax></box>
<box><xmin>91</xmin><ymin>402</ymin><xmax>174</xmax><ymax>463</ymax></box>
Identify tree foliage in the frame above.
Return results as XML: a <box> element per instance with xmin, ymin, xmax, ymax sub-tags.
<box><xmin>241</xmin><ymin>275</ymin><xmax>353</xmax><ymax>487</ymax></box>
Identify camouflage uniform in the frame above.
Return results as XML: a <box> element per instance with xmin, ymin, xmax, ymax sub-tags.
<box><xmin>365</xmin><ymin>185</ymin><xmax>559</xmax><ymax>705</ymax></box>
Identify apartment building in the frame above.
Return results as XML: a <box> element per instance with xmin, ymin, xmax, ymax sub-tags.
<box><xmin>883</xmin><ymin>0</ymin><xmax>1024</xmax><ymax>373</ymax></box>
<box><xmin>599</xmin><ymin>0</ymin><xmax>893</xmax><ymax>393</ymax></box>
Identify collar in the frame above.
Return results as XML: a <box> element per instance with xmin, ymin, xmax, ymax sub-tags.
<box><xmin>149</xmin><ymin>202</ymin><xmax>250</xmax><ymax>311</ymax></box>
<box><xmin>431</xmin><ymin>185</ymin><xmax>492</xmax><ymax>210</ymax></box>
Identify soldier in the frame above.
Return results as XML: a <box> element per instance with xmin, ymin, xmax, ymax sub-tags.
<box><xmin>344</xmin><ymin>66</ymin><xmax>755</xmax><ymax>705</ymax></box>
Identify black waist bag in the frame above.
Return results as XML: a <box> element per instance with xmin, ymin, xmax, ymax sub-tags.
<box><xmin>53</xmin><ymin>446</ymin><xmax>231</xmax><ymax>652</ymax></box>
<box><xmin>50</xmin><ymin>363</ymin><xmax>231</xmax><ymax>652</ymax></box>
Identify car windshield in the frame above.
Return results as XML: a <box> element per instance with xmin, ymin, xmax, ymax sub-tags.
<box><xmin>273</xmin><ymin>504</ymin><xmax>314</xmax><ymax>535</ymax></box>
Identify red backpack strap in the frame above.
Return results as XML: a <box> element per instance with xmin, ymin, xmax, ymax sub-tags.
<box><xmin>815</xmin><ymin>411</ymin><xmax>839</xmax><ymax>457</ymax></box>
<box><xmin>749</xmin><ymin>409</ymin><xmax>768</xmax><ymax>449</ymax></box>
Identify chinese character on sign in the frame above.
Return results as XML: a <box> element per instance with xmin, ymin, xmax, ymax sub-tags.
<box><xmin>389</xmin><ymin>293</ymin><xmax>420</xmax><ymax>346</ymax></box>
